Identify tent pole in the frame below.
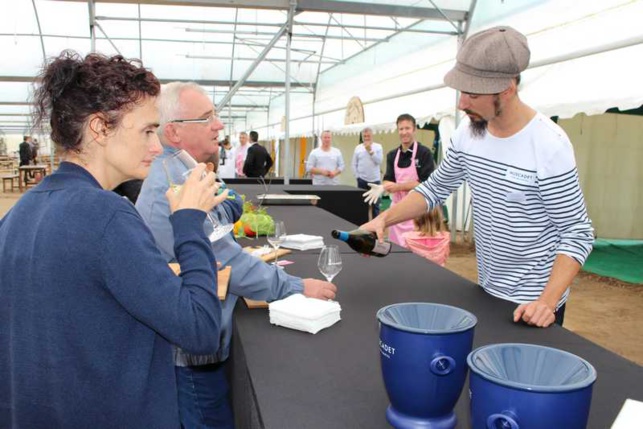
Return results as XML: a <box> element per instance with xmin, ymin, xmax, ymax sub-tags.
<box><xmin>283</xmin><ymin>0</ymin><xmax>296</xmax><ymax>185</ymax></box>
<box><xmin>88</xmin><ymin>0</ymin><xmax>96</xmax><ymax>53</ymax></box>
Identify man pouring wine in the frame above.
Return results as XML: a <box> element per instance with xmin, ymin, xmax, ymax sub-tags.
<box><xmin>361</xmin><ymin>26</ymin><xmax>594</xmax><ymax>329</ymax></box>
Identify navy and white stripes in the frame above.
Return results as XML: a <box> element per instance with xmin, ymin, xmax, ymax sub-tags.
<box><xmin>414</xmin><ymin>113</ymin><xmax>593</xmax><ymax>307</ymax></box>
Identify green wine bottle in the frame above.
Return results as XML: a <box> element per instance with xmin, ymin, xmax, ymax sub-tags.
<box><xmin>331</xmin><ymin>229</ymin><xmax>391</xmax><ymax>257</ymax></box>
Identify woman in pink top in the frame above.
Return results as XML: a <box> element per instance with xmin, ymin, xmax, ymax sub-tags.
<box><xmin>403</xmin><ymin>206</ymin><xmax>450</xmax><ymax>266</ymax></box>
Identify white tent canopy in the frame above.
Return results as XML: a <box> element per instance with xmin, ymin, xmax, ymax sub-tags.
<box><xmin>1</xmin><ymin>0</ymin><xmax>642</xmax><ymax>141</ymax></box>
<box><xmin>258</xmin><ymin>0</ymin><xmax>643</xmax><ymax>139</ymax></box>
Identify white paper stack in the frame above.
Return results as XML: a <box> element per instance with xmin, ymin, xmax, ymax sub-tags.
<box><xmin>611</xmin><ymin>399</ymin><xmax>643</xmax><ymax>429</ymax></box>
<box><xmin>280</xmin><ymin>234</ymin><xmax>325</xmax><ymax>251</ymax></box>
<box><xmin>269</xmin><ymin>294</ymin><xmax>341</xmax><ymax>334</ymax></box>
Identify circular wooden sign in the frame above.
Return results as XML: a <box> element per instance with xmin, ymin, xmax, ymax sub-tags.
<box><xmin>345</xmin><ymin>96</ymin><xmax>365</xmax><ymax>125</ymax></box>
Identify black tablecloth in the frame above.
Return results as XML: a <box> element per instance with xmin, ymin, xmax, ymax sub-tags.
<box><xmin>225</xmin><ymin>178</ymin><xmax>312</xmax><ymax>185</ymax></box>
<box><xmin>233</xmin><ymin>184</ymin><xmax>409</xmax><ymax>254</ymax></box>
<box><xmin>233</xmin><ymin>184</ymin><xmax>370</xmax><ymax>226</ymax></box>
<box><xmin>231</xmin><ymin>252</ymin><xmax>643</xmax><ymax>429</ymax></box>
<box><xmin>236</xmin><ymin>204</ymin><xmax>409</xmax><ymax>255</ymax></box>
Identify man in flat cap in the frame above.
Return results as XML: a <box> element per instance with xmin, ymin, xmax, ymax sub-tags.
<box><xmin>362</xmin><ymin>26</ymin><xmax>593</xmax><ymax>328</ymax></box>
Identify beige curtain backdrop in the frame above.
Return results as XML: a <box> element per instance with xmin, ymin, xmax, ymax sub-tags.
<box><xmin>560</xmin><ymin>113</ymin><xmax>643</xmax><ymax>240</ymax></box>
<box><xmin>273</xmin><ymin>113</ymin><xmax>642</xmax><ymax>240</ymax></box>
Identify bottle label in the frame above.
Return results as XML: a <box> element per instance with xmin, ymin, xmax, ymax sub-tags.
<box><xmin>372</xmin><ymin>241</ymin><xmax>391</xmax><ymax>255</ymax></box>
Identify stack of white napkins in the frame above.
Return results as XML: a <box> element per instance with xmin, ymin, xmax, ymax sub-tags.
<box><xmin>269</xmin><ymin>294</ymin><xmax>341</xmax><ymax>334</ymax></box>
<box><xmin>611</xmin><ymin>399</ymin><xmax>643</xmax><ymax>429</ymax></box>
<box><xmin>280</xmin><ymin>234</ymin><xmax>325</xmax><ymax>251</ymax></box>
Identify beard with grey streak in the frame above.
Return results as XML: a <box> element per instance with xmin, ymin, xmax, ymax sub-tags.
<box><xmin>467</xmin><ymin>95</ymin><xmax>502</xmax><ymax>139</ymax></box>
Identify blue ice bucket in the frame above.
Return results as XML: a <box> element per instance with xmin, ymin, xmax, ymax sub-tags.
<box><xmin>467</xmin><ymin>343</ymin><xmax>597</xmax><ymax>429</ymax></box>
<box><xmin>377</xmin><ymin>302</ymin><xmax>477</xmax><ymax>429</ymax></box>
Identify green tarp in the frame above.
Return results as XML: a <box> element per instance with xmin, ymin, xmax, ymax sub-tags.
<box><xmin>583</xmin><ymin>239</ymin><xmax>643</xmax><ymax>284</ymax></box>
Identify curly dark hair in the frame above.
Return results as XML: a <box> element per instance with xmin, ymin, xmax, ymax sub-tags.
<box><xmin>32</xmin><ymin>50</ymin><xmax>160</xmax><ymax>153</ymax></box>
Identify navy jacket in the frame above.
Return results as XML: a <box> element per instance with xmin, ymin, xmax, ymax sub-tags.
<box><xmin>0</xmin><ymin>162</ymin><xmax>222</xmax><ymax>429</ymax></box>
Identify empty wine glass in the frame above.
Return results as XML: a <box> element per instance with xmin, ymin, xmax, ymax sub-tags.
<box><xmin>267</xmin><ymin>221</ymin><xmax>286</xmax><ymax>266</ymax></box>
<box><xmin>163</xmin><ymin>150</ymin><xmax>233</xmax><ymax>242</ymax></box>
<box><xmin>318</xmin><ymin>245</ymin><xmax>342</xmax><ymax>283</ymax></box>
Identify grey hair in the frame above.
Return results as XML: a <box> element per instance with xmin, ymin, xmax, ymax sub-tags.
<box><xmin>362</xmin><ymin>127</ymin><xmax>373</xmax><ymax>134</ymax></box>
<box><xmin>157</xmin><ymin>81</ymin><xmax>209</xmax><ymax>135</ymax></box>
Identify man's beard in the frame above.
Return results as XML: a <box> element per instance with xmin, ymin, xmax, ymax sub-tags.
<box><xmin>467</xmin><ymin>95</ymin><xmax>502</xmax><ymax>139</ymax></box>
<box><xmin>469</xmin><ymin>119</ymin><xmax>488</xmax><ymax>138</ymax></box>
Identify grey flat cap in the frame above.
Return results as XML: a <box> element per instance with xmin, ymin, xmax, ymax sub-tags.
<box><xmin>444</xmin><ymin>26</ymin><xmax>530</xmax><ymax>94</ymax></box>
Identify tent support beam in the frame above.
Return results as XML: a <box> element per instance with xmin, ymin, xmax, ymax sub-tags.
<box><xmin>57</xmin><ymin>0</ymin><xmax>467</xmax><ymax>21</ymax></box>
<box><xmin>88</xmin><ymin>0</ymin><xmax>96</xmax><ymax>52</ymax></box>
<box><xmin>217</xmin><ymin>23</ymin><xmax>289</xmax><ymax>109</ymax></box>
<box><xmin>30</xmin><ymin>0</ymin><xmax>47</xmax><ymax>64</ymax></box>
<box><xmin>283</xmin><ymin>0</ymin><xmax>296</xmax><ymax>184</ymax></box>
<box><xmin>96</xmin><ymin>15</ymin><xmax>454</xmax><ymax>35</ymax></box>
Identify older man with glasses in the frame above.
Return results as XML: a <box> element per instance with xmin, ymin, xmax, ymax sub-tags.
<box><xmin>136</xmin><ymin>81</ymin><xmax>337</xmax><ymax>429</ymax></box>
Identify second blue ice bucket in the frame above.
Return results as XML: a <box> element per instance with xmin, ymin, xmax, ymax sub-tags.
<box><xmin>467</xmin><ymin>343</ymin><xmax>597</xmax><ymax>429</ymax></box>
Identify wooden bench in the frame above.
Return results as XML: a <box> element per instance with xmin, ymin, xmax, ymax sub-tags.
<box><xmin>1</xmin><ymin>174</ymin><xmax>19</xmax><ymax>192</ymax></box>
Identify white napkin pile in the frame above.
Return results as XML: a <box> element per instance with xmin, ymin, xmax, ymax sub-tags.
<box><xmin>280</xmin><ymin>234</ymin><xmax>325</xmax><ymax>251</ymax></box>
<box><xmin>612</xmin><ymin>399</ymin><xmax>643</xmax><ymax>429</ymax></box>
<box><xmin>269</xmin><ymin>294</ymin><xmax>341</xmax><ymax>334</ymax></box>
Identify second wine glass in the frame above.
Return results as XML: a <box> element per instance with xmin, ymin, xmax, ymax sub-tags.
<box><xmin>318</xmin><ymin>245</ymin><xmax>342</xmax><ymax>283</ymax></box>
<box><xmin>267</xmin><ymin>221</ymin><xmax>286</xmax><ymax>266</ymax></box>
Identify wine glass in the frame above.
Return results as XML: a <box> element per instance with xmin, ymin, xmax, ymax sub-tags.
<box><xmin>318</xmin><ymin>245</ymin><xmax>342</xmax><ymax>283</ymax></box>
<box><xmin>163</xmin><ymin>150</ymin><xmax>233</xmax><ymax>242</ymax></box>
<box><xmin>267</xmin><ymin>221</ymin><xmax>286</xmax><ymax>266</ymax></box>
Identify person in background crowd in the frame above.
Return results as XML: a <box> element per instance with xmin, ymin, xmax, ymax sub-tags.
<box><xmin>351</xmin><ymin>127</ymin><xmax>383</xmax><ymax>217</ymax></box>
<box><xmin>218</xmin><ymin>136</ymin><xmax>236</xmax><ymax>179</ymax></box>
<box><xmin>243</xmin><ymin>131</ymin><xmax>273</xmax><ymax>178</ymax></box>
<box><xmin>362</xmin><ymin>26</ymin><xmax>594</xmax><ymax>328</ymax></box>
<box><xmin>31</xmin><ymin>138</ymin><xmax>39</xmax><ymax>164</ymax></box>
<box><xmin>403</xmin><ymin>206</ymin><xmax>450</xmax><ymax>267</ymax></box>
<box><xmin>135</xmin><ymin>81</ymin><xmax>337</xmax><ymax>429</ymax></box>
<box><xmin>0</xmin><ymin>50</ymin><xmax>226</xmax><ymax>429</ymax></box>
<box><xmin>235</xmin><ymin>131</ymin><xmax>250</xmax><ymax>177</ymax></box>
<box><xmin>306</xmin><ymin>130</ymin><xmax>345</xmax><ymax>185</ymax></box>
<box><xmin>19</xmin><ymin>136</ymin><xmax>32</xmax><ymax>166</ymax></box>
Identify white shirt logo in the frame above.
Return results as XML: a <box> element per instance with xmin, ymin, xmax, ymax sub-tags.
<box><xmin>505</xmin><ymin>167</ymin><xmax>536</xmax><ymax>186</ymax></box>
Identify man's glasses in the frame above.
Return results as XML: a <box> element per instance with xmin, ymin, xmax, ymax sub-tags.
<box><xmin>169</xmin><ymin>112</ymin><xmax>218</xmax><ymax>124</ymax></box>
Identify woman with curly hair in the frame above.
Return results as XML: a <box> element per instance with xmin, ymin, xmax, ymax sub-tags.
<box><xmin>0</xmin><ymin>51</ymin><xmax>228</xmax><ymax>429</ymax></box>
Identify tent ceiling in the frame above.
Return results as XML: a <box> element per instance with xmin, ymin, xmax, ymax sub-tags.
<box><xmin>0</xmin><ymin>0</ymin><xmax>471</xmax><ymax>134</ymax></box>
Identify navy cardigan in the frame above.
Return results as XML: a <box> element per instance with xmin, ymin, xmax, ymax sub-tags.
<box><xmin>0</xmin><ymin>162</ymin><xmax>222</xmax><ymax>429</ymax></box>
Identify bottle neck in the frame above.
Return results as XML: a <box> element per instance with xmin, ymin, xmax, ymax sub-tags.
<box><xmin>337</xmin><ymin>231</ymin><xmax>349</xmax><ymax>242</ymax></box>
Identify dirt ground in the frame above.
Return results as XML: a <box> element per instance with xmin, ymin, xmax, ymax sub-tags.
<box><xmin>1</xmin><ymin>191</ymin><xmax>641</xmax><ymax>366</ymax></box>
<box><xmin>446</xmin><ymin>239</ymin><xmax>643</xmax><ymax>366</ymax></box>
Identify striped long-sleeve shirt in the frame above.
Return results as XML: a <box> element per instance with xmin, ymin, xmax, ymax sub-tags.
<box><xmin>414</xmin><ymin>113</ymin><xmax>594</xmax><ymax>308</ymax></box>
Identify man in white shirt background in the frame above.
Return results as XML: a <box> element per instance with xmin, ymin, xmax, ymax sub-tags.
<box><xmin>351</xmin><ymin>127</ymin><xmax>383</xmax><ymax>216</ymax></box>
<box><xmin>306</xmin><ymin>130</ymin><xmax>345</xmax><ymax>185</ymax></box>
<box><xmin>235</xmin><ymin>131</ymin><xmax>250</xmax><ymax>177</ymax></box>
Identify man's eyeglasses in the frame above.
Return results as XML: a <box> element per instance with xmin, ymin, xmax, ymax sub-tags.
<box><xmin>169</xmin><ymin>112</ymin><xmax>218</xmax><ymax>124</ymax></box>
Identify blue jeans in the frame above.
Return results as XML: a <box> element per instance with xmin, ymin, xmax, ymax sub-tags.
<box><xmin>357</xmin><ymin>178</ymin><xmax>381</xmax><ymax>218</ymax></box>
<box><xmin>176</xmin><ymin>362</ymin><xmax>234</xmax><ymax>429</ymax></box>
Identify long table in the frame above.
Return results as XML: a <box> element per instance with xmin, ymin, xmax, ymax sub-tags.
<box><xmin>236</xmin><ymin>204</ymin><xmax>410</xmax><ymax>255</ymax></box>
<box><xmin>225</xmin><ymin>177</ymin><xmax>312</xmax><ymax>185</ymax></box>
<box><xmin>231</xmin><ymin>253</ymin><xmax>642</xmax><ymax>429</ymax></box>
<box><xmin>233</xmin><ymin>184</ymin><xmax>370</xmax><ymax>226</ymax></box>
